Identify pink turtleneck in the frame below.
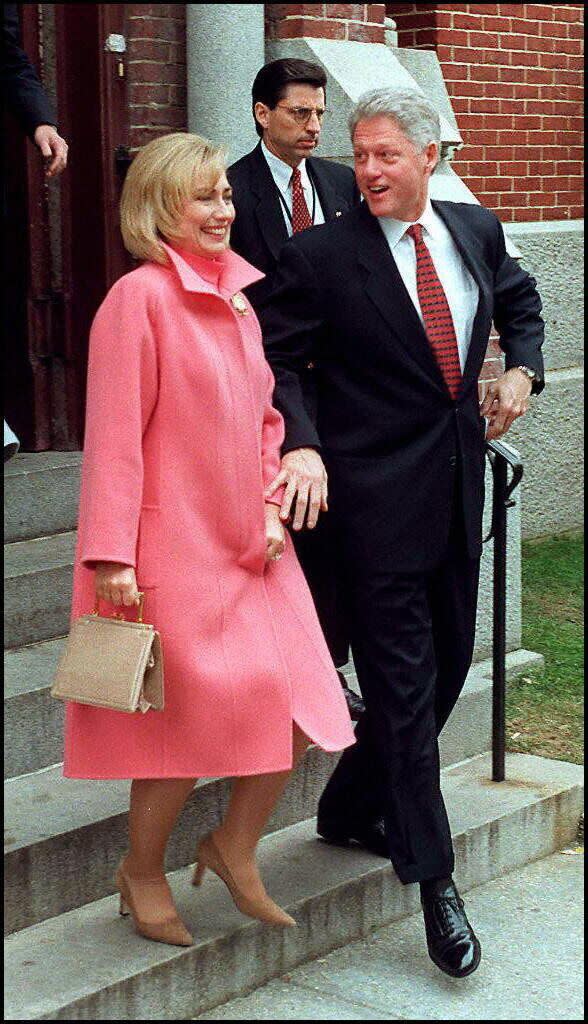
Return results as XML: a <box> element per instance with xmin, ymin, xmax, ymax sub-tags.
<box><xmin>169</xmin><ymin>245</ymin><xmax>228</xmax><ymax>291</ymax></box>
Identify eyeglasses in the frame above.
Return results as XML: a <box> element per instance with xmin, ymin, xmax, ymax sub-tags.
<box><xmin>275</xmin><ymin>105</ymin><xmax>328</xmax><ymax>125</ymax></box>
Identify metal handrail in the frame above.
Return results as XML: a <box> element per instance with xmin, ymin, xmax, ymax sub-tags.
<box><xmin>483</xmin><ymin>439</ymin><xmax>524</xmax><ymax>781</ymax></box>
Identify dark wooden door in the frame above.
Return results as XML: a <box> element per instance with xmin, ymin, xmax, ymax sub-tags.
<box><xmin>3</xmin><ymin>6</ymin><xmax>56</xmax><ymax>449</ymax></box>
<box><xmin>2</xmin><ymin>3</ymin><xmax>132</xmax><ymax>451</ymax></box>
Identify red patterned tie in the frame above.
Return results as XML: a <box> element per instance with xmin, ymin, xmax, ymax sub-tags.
<box><xmin>407</xmin><ymin>223</ymin><xmax>462</xmax><ymax>400</ymax></box>
<box><xmin>291</xmin><ymin>166</ymin><xmax>313</xmax><ymax>234</ymax></box>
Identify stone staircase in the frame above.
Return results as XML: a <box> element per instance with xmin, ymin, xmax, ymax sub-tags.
<box><xmin>4</xmin><ymin>453</ymin><xmax>583</xmax><ymax>1021</ymax></box>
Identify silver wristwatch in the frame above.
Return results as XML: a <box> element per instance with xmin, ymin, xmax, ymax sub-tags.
<box><xmin>517</xmin><ymin>365</ymin><xmax>537</xmax><ymax>382</ymax></box>
<box><xmin>516</xmin><ymin>365</ymin><xmax>540</xmax><ymax>393</ymax></box>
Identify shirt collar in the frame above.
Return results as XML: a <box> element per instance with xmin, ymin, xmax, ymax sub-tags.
<box><xmin>377</xmin><ymin>196</ymin><xmax>437</xmax><ymax>251</ymax></box>
<box><xmin>261</xmin><ymin>140</ymin><xmax>309</xmax><ymax>194</ymax></box>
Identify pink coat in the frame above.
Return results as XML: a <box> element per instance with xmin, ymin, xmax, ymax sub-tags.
<box><xmin>63</xmin><ymin>244</ymin><xmax>355</xmax><ymax>778</ymax></box>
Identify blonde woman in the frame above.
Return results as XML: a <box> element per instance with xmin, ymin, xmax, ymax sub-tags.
<box><xmin>63</xmin><ymin>133</ymin><xmax>355</xmax><ymax>947</ymax></box>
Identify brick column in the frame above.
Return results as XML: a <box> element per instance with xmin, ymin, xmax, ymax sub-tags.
<box><xmin>266</xmin><ymin>4</ymin><xmax>386</xmax><ymax>43</ymax></box>
<box><xmin>126</xmin><ymin>3</ymin><xmax>187</xmax><ymax>151</ymax></box>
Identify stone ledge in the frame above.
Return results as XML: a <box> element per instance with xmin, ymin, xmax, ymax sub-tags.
<box><xmin>505</xmin><ymin>219</ymin><xmax>584</xmax><ymax>236</ymax></box>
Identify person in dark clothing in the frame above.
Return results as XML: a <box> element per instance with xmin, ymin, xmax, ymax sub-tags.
<box><xmin>2</xmin><ymin>3</ymin><xmax>69</xmax><ymax>461</ymax></box>
<box><xmin>2</xmin><ymin>3</ymin><xmax>68</xmax><ymax>177</ymax></box>
<box><xmin>258</xmin><ymin>86</ymin><xmax>544</xmax><ymax>979</ymax></box>
<box><xmin>228</xmin><ymin>59</ymin><xmax>364</xmax><ymax>719</ymax></box>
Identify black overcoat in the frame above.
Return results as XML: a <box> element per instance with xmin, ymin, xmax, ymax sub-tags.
<box><xmin>227</xmin><ymin>141</ymin><xmax>360</xmax><ymax>307</ymax></box>
<box><xmin>2</xmin><ymin>4</ymin><xmax>56</xmax><ymax>137</ymax></box>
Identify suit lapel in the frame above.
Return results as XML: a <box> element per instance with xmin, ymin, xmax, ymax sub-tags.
<box><xmin>356</xmin><ymin>205</ymin><xmax>448</xmax><ymax>392</ymax></box>
<box><xmin>306</xmin><ymin>159</ymin><xmax>345</xmax><ymax>220</ymax></box>
<box><xmin>431</xmin><ymin>200</ymin><xmax>493</xmax><ymax>389</ymax></box>
<box><xmin>248</xmin><ymin>143</ymin><xmax>289</xmax><ymax>261</ymax></box>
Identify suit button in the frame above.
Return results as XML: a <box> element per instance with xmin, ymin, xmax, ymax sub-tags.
<box><xmin>449</xmin><ymin>455</ymin><xmax>457</xmax><ymax>468</ymax></box>
<box><xmin>306</xmin><ymin>361</ymin><xmax>315</xmax><ymax>370</ymax></box>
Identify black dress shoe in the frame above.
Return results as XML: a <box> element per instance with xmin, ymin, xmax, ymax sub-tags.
<box><xmin>420</xmin><ymin>880</ymin><xmax>481</xmax><ymax>978</ymax></box>
<box><xmin>337</xmin><ymin>672</ymin><xmax>365</xmax><ymax>720</ymax></box>
<box><xmin>317</xmin><ymin>817</ymin><xmax>389</xmax><ymax>858</ymax></box>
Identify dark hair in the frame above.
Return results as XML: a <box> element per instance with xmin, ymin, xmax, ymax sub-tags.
<box><xmin>252</xmin><ymin>59</ymin><xmax>327</xmax><ymax>137</ymax></box>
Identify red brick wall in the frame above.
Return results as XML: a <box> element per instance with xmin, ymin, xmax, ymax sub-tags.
<box><xmin>126</xmin><ymin>4</ymin><xmax>187</xmax><ymax>150</ymax></box>
<box><xmin>122</xmin><ymin>5</ymin><xmax>583</xmax><ymax>221</ymax></box>
<box><xmin>266</xmin><ymin>4</ymin><xmax>386</xmax><ymax>43</ymax></box>
<box><xmin>387</xmin><ymin>3</ymin><xmax>584</xmax><ymax>222</ymax></box>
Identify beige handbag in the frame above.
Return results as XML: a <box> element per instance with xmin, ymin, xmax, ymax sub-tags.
<box><xmin>51</xmin><ymin>593</ymin><xmax>164</xmax><ymax>713</ymax></box>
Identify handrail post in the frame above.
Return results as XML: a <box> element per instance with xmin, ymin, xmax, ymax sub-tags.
<box><xmin>484</xmin><ymin>439</ymin><xmax>524</xmax><ymax>783</ymax></box>
<box><xmin>491</xmin><ymin>455</ymin><xmax>508</xmax><ymax>782</ymax></box>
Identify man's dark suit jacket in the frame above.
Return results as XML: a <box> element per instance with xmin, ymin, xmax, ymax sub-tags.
<box><xmin>257</xmin><ymin>199</ymin><xmax>545</xmax><ymax>572</ymax></box>
<box><xmin>227</xmin><ymin>141</ymin><xmax>360</xmax><ymax>308</ymax></box>
<box><xmin>2</xmin><ymin>4</ymin><xmax>56</xmax><ymax>137</ymax></box>
<box><xmin>228</xmin><ymin>142</ymin><xmax>361</xmax><ymax>666</ymax></box>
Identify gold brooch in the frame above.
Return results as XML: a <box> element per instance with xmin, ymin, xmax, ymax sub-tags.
<box><xmin>231</xmin><ymin>292</ymin><xmax>249</xmax><ymax>316</ymax></box>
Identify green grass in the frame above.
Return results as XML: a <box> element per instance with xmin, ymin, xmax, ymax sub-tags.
<box><xmin>506</xmin><ymin>531</ymin><xmax>584</xmax><ymax>764</ymax></box>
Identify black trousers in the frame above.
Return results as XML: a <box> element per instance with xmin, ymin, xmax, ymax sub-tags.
<box><xmin>318</xmin><ymin>497</ymin><xmax>481</xmax><ymax>884</ymax></box>
<box><xmin>290</xmin><ymin>517</ymin><xmax>350</xmax><ymax>669</ymax></box>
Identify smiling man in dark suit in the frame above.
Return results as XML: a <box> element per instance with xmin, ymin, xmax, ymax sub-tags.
<box><xmin>228</xmin><ymin>58</ymin><xmax>363</xmax><ymax>719</ymax></box>
<box><xmin>258</xmin><ymin>86</ymin><xmax>545</xmax><ymax>979</ymax></box>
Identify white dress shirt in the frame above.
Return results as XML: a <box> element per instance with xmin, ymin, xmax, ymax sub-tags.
<box><xmin>378</xmin><ymin>198</ymin><xmax>479</xmax><ymax>372</ymax></box>
<box><xmin>261</xmin><ymin>141</ymin><xmax>325</xmax><ymax>237</ymax></box>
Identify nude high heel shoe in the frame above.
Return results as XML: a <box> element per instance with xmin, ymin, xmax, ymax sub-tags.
<box><xmin>192</xmin><ymin>833</ymin><xmax>296</xmax><ymax>928</ymax></box>
<box><xmin>115</xmin><ymin>863</ymin><xmax>194</xmax><ymax>947</ymax></box>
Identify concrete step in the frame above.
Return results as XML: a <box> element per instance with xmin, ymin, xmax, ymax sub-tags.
<box><xmin>4</xmin><ymin>753</ymin><xmax>583</xmax><ymax>1021</ymax></box>
<box><xmin>4</xmin><ymin>745</ymin><xmax>342</xmax><ymax>935</ymax></box>
<box><xmin>4</xmin><ymin>452</ymin><xmax>82</xmax><ymax>543</ymax></box>
<box><xmin>2</xmin><ymin>634</ymin><xmax>543</xmax><ymax>782</ymax></box>
<box><xmin>4</xmin><ymin>649</ymin><xmax>545</xmax><ymax>933</ymax></box>
<box><xmin>4</xmin><ymin>638</ymin><xmax>66</xmax><ymax>779</ymax></box>
<box><xmin>194</xmin><ymin>850</ymin><xmax>585</xmax><ymax>1020</ymax></box>
<box><xmin>437</xmin><ymin>648</ymin><xmax>543</xmax><ymax>767</ymax></box>
<box><xmin>4</xmin><ymin>532</ymin><xmax>76</xmax><ymax>649</ymax></box>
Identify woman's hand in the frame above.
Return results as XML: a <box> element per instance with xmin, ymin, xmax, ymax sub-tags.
<box><xmin>95</xmin><ymin>562</ymin><xmax>141</xmax><ymax>607</ymax></box>
<box><xmin>265</xmin><ymin>504</ymin><xmax>286</xmax><ymax>564</ymax></box>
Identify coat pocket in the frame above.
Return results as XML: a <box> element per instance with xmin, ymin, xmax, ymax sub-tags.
<box><xmin>136</xmin><ymin>507</ymin><xmax>160</xmax><ymax>588</ymax></box>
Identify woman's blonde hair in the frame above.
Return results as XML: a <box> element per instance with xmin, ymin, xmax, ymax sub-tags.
<box><xmin>120</xmin><ymin>132</ymin><xmax>227</xmax><ymax>264</ymax></box>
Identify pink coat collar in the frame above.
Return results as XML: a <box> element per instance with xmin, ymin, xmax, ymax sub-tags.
<box><xmin>161</xmin><ymin>242</ymin><xmax>264</xmax><ymax>297</ymax></box>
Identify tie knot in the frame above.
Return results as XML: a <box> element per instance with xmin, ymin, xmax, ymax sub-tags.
<box><xmin>407</xmin><ymin>223</ymin><xmax>423</xmax><ymax>244</ymax></box>
<box><xmin>291</xmin><ymin>167</ymin><xmax>302</xmax><ymax>188</ymax></box>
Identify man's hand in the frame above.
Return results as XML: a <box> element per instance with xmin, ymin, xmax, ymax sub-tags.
<box><xmin>265</xmin><ymin>504</ymin><xmax>286</xmax><ymax>563</ymax></box>
<box><xmin>264</xmin><ymin>448</ymin><xmax>328</xmax><ymax>531</ymax></box>
<box><xmin>33</xmin><ymin>124</ymin><xmax>68</xmax><ymax>178</ymax></box>
<box><xmin>480</xmin><ymin>368</ymin><xmax>532</xmax><ymax>441</ymax></box>
<box><xmin>95</xmin><ymin>562</ymin><xmax>140</xmax><ymax>608</ymax></box>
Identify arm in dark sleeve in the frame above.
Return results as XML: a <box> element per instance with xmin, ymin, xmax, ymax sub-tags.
<box><xmin>256</xmin><ymin>241</ymin><xmax>325</xmax><ymax>453</ymax></box>
<box><xmin>491</xmin><ymin>214</ymin><xmax>545</xmax><ymax>394</ymax></box>
<box><xmin>2</xmin><ymin>4</ymin><xmax>57</xmax><ymax>138</ymax></box>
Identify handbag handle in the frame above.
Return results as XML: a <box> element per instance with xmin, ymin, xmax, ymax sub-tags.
<box><xmin>92</xmin><ymin>591</ymin><xmax>146</xmax><ymax>623</ymax></box>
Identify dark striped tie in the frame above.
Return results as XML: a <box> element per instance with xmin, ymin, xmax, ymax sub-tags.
<box><xmin>406</xmin><ymin>223</ymin><xmax>462</xmax><ymax>400</ymax></box>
